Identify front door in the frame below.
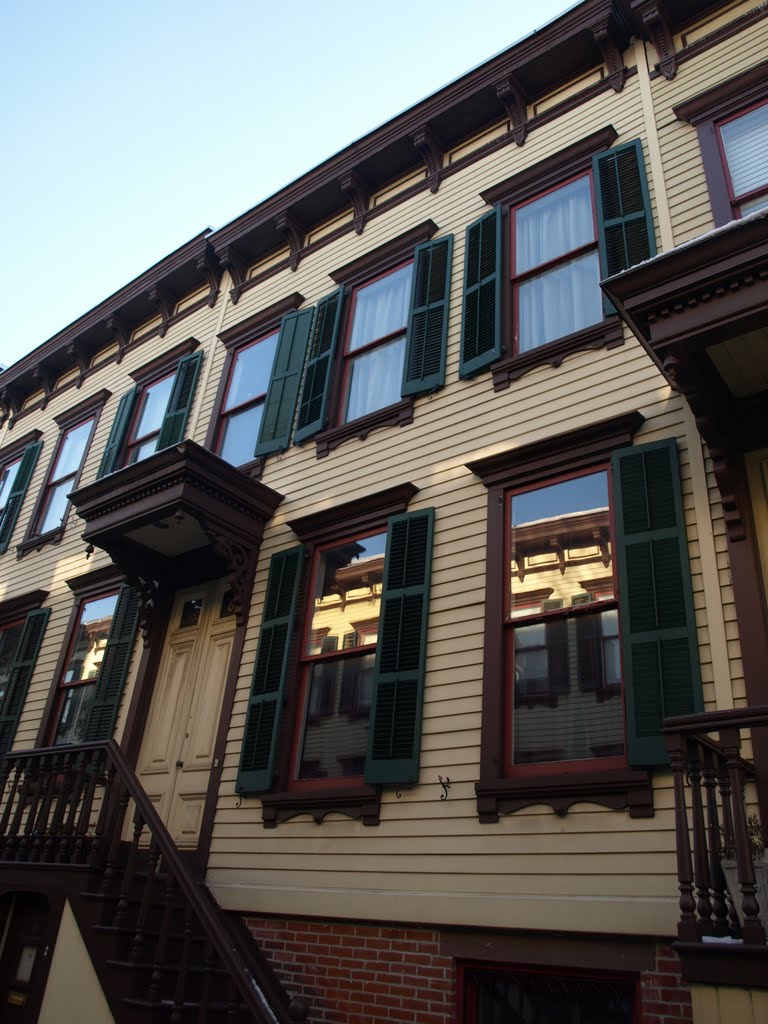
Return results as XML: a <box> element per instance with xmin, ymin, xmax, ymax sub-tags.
<box><xmin>136</xmin><ymin>580</ymin><xmax>236</xmax><ymax>848</ymax></box>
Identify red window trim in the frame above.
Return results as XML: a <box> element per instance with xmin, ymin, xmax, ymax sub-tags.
<box><xmin>715</xmin><ymin>97</ymin><xmax>768</xmax><ymax>218</ymax></box>
<box><xmin>213</xmin><ymin>328</ymin><xmax>279</xmax><ymax>461</ymax></box>
<box><xmin>35</xmin><ymin>415</ymin><xmax>97</xmax><ymax>535</ymax></box>
<box><xmin>124</xmin><ymin>370</ymin><xmax>175</xmax><ymax>466</ymax></box>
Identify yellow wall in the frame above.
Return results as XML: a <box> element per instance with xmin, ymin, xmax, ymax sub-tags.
<box><xmin>38</xmin><ymin>901</ymin><xmax>114</xmax><ymax>1024</ymax></box>
<box><xmin>692</xmin><ymin>983</ymin><xmax>768</xmax><ymax>1024</ymax></box>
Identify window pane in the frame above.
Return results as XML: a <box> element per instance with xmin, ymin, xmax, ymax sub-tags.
<box><xmin>134</xmin><ymin>375</ymin><xmax>174</xmax><ymax>441</ymax></box>
<box><xmin>344</xmin><ymin>335</ymin><xmax>406</xmax><ymax>422</ymax></box>
<box><xmin>53</xmin><ymin>684</ymin><xmax>99</xmax><ymax>746</ymax></box>
<box><xmin>38</xmin><ymin>481</ymin><xmax>71</xmax><ymax>534</ymax></box>
<box><xmin>298</xmin><ymin>651</ymin><xmax>375</xmax><ymax>779</ymax></box>
<box><xmin>517</xmin><ymin>250</ymin><xmax>601</xmax><ymax>350</ymax></box>
<box><xmin>224</xmin><ymin>333</ymin><xmax>278</xmax><ymax>412</ymax></box>
<box><xmin>128</xmin><ymin>437</ymin><xmax>160</xmax><ymax>465</ymax></box>
<box><xmin>349</xmin><ymin>265</ymin><xmax>412</xmax><ymax>351</ymax></box>
<box><xmin>721</xmin><ymin>103</ymin><xmax>768</xmax><ymax>201</ymax></box>
<box><xmin>515</xmin><ymin>175</ymin><xmax>594</xmax><ymax>274</ymax></box>
<box><xmin>0</xmin><ymin>622</ymin><xmax>24</xmax><ymax>704</ymax></box>
<box><xmin>54</xmin><ymin>420</ymin><xmax>93</xmax><ymax>480</ymax></box>
<box><xmin>219</xmin><ymin>403</ymin><xmax>265</xmax><ymax>466</ymax></box>
<box><xmin>307</xmin><ymin>533</ymin><xmax>386</xmax><ymax>655</ymax></box>
<box><xmin>740</xmin><ymin>193</ymin><xmax>768</xmax><ymax>216</ymax></box>
<box><xmin>0</xmin><ymin>459</ymin><xmax>22</xmax><ymax>514</ymax></box>
<box><xmin>466</xmin><ymin>966</ymin><xmax>635</xmax><ymax>1023</ymax></box>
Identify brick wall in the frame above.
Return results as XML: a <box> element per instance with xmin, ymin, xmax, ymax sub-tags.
<box><xmin>638</xmin><ymin>945</ymin><xmax>693</xmax><ymax>1024</ymax></box>
<box><xmin>245</xmin><ymin>915</ymin><xmax>693</xmax><ymax>1024</ymax></box>
<box><xmin>245</xmin><ymin>916</ymin><xmax>454</xmax><ymax>1024</ymax></box>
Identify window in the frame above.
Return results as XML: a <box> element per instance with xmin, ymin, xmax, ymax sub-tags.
<box><xmin>0</xmin><ymin>621</ymin><xmax>26</xmax><ymax>707</ymax></box>
<box><xmin>236</xmin><ymin>485</ymin><xmax>435</xmax><ymax>827</ymax></box>
<box><xmin>462</xmin><ymin>130</ymin><xmax>655</xmax><ymax>383</ymax></box>
<box><xmin>98</xmin><ymin>342</ymin><xmax>202</xmax><ymax>477</ymax></box>
<box><xmin>0</xmin><ymin>595</ymin><xmax>50</xmax><ymax>756</ymax></box>
<box><xmin>469</xmin><ymin>414</ymin><xmax>701</xmax><ymax>821</ymax></box>
<box><xmin>47</xmin><ymin>583</ymin><xmax>139</xmax><ymax>746</ymax></box>
<box><xmin>292</xmin><ymin>222</ymin><xmax>453</xmax><ymax>456</ymax></box>
<box><xmin>717</xmin><ymin>100</ymin><xmax>768</xmax><ymax>218</ymax></box>
<box><xmin>216</xmin><ymin>330</ymin><xmax>279</xmax><ymax>465</ymax></box>
<box><xmin>35</xmin><ymin>417</ymin><xmax>96</xmax><ymax>535</ymax></box>
<box><xmin>0</xmin><ymin>433</ymin><xmax>43</xmax><ymax>554</ymax></box>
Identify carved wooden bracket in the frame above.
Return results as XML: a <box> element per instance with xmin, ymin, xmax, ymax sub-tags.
<box><xmin>219</xmin><ymin>245</ymin><xmax>248</xmax><ymax>305</ymax></box>
<box><xmin>0</xmin><ymin>386</ymin><xmax>22</xmax><ymax>425</ymax></box>
<box><xmin>196</xmin><ymin>244</ymin><xmax>223</xmax><ymax>307</ymax></box>
<box><xmin>633</xmin><ymin>0</ymin><xmax>677</xmax><ymax>80</ymax></box>
<box><xmin>105</xmin><ymin>313</ymin><xmax>131</xmax><ymax>364</ymax></box>
<box><xmin>411</xmin><ymin>127</ymin><xmax>444</xmax><ymax>193</ymax></box>
<box><xmin>495</xmin><ymin>73</ymin><xmax>529</xmax><ymax>146</ymax></box>
<box><xmin>339</xmin><ymin>170</ymin><xmax>370</xmax><ymax>235</ymax></box>
<box><xmin>66</xmin><ymin>340</ymin><xmax>89</xmax><ymax>388</ymax></box>
<box><xmin>32</xmin><ymin>363</ymin><xmax>56</xmax><ymax>409</ymax></box>
<box><xmin>590</xmin><ymin>18</ymin><xmax>629</xmax><ymax>92</ymax></box>
<box><xmin>201</xmin><ymin>524</ymin><xmax>257</xmax><ymax>626</ymax></box>
<box><xmin>147</xmin><ymin>285</ymin><xmax>175</xmax><ymax>338</ymax></box>
<box><xmin>275</xmin><ymin>212</ymin><xmax>305</xmax><ymax>272</ymax></box>
<box><xmin>128</xmin><ymin>576</ymin><xmax>161</xmax><ymax>648</ymax></box>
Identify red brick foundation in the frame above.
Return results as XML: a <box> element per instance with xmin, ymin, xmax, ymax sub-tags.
<box><xmin>245</xmin><ymin>916</ymin><xmax>692</xmax><ymax>1024</ymax></box>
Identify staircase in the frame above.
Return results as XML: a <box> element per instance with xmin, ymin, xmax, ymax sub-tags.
<box><xmin>0</xmin><ymin>741</ymin><xmax>309</xmax><ymax>1023</ymax></box>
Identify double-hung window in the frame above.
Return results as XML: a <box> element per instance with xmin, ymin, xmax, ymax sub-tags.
<box><xmin>216</xmin><ymin>330</ymin><xmax>279</xmax><ymax>466</ymax></box>
<box><xmin>0</xmin><ymin>596</ymin><xmax>50</xmax><ymax>756</ymax></box>
<box><xmin>461</xmin><ymin>132</ymin><xmax>656</xmax><ymax>380</ymax></box>
<box><xmin>717</xmin><ymin>100</ymin><xmax>768</xmax><ymax>218</ymax></box>
<box><xmin>124</xmin><ymin>373</ymin><xmax>175</xmax><ymax>464</ymax></box>
<box><xmin>470</xmin><ymin>415</ymin><xmax>703</xmax><ymax>821</ymax></box>
<box><xmin>0</xmin><ymin>433</ymin><xmax>43</xmax><ymax>554</ymax></box>
<box><xmin>35</xmin><ymin>416</ymin><xmax>96</xmax><ymax>535</ymax></box>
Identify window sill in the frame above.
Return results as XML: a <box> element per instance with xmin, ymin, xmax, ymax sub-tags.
<box><xmin>492</xmin><ymin>317</ymin><xmax>624</xmax><ymax>391</ymax></box>
<box><xmin>475</xmin><ymin>767</ymin><xmax>654</xmax><ymax>821</ymax></box>
<box><xmin>236</xmin><ymin>456</ymin><xmax>265</xmax><ymax>481</ymax></box>
<box><xmin>17</xmin><ymin>527</ymin><xmax>66</xmax><ymax>559</ymax></box>
<box><xmin>260</xmin><ymin>785</ymin><xmax>381</xmax><ymax>828</ymax></box>
<box><xmin>314</xmin><ymin>399</ymin><xmax>414</xmax><ymax>459</ymax></box>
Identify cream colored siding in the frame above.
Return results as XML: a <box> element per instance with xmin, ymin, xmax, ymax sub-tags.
<box><xmin>691</xmin><ymin>984</ymin><xmax>768</xmax><ymax>1024</ymax></box>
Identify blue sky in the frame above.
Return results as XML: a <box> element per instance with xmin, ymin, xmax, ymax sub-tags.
<box><xmin>1</xmin><ymin>0</ymin><xmax>574</xmax><ymax>368</ymax></box>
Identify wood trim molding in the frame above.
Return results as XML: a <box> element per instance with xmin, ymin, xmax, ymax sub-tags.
<box><xmin>0</xmin><ymin>429</ymin><xmax>42</xmax><ymax>464</ymax></box>
<box><xmin>129</xmin><ymin>336</ymin><xmax>200</xmax><ymax>386</ymax></box>
<box><xmin>313</xmin><ymin>398</ymin><xmax>415</xmax><ymax>459</ymax></box>
<box><xmin>288</xmin><ymin>482</ymin><xmax>418</xmax><ymax>545</ymax></box>
<box><xmin>65</xmin><ymin>563</ymin><xmax>126</xmax><ymax>595</ymax></box>
<box><xmin>53</xmin><ymin>388</ymin><xmax>111</xmax><ymax>428</ymax></box>
<box><xmin>0</xmin><ymin>589</ymin><xmax>49</xmax><ymax>625</ymax></box>
<box><xmin>492</xmin><ymin>318</ymin><xmax>624</xmax><ymax>390</ymax></box>
<box><xmin>444</xmin><ymin>929</ymin><xmax>658</xmax><ymax>969</ymax></box>
<box><xmin>330</xmin><ymin>220</ymin><xmax>438</xmax><ymax>286</ymax></box>
<box><xmin>260</xmin><ymin>786</ymin><xmax>382</xmax><ymax>827</ymax></box>
<box><xmin>217</xmin><ymin>293</ymin><xmax>305</xmax><ymax>350</ymax></box>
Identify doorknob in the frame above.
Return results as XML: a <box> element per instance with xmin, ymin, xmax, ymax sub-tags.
<box><xmin>175</xmin><ymin>760</ymin><xmax>184</xmax><ymax>768</ymax></box>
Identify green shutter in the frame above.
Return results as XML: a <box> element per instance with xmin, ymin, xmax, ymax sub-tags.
<box><xmin>594</xmin><ymin>140</ymin><xmax>656</xmax><ymax>314</ymax></box>
<box><xmin>365</xmin><ymin>508</ymin><xmax>435</xmax><ymax>786</ymax></box>
<box><xmin>613</xmin><ymin>438</ymin><xmax>702</xmax><ymax>766</ymax></box>
<box><xmin>237</xmin><ymin>545</ymin><xmax>304</xmax><ymax>794</ymax></box>
<box><xmin>255</xmin><ymin>307</ymin><xmax>315</xmax><ymax>456</ymax></box>
<box><xmin>0</xmin><ymin>441</ymin><xmax>42</xmax><ymax>554</ymax></box>
<box><xmin>402</xmin><ymin>235</ymin><xmax>454</xmax><ymax>397</ymax></box>
<box><xmin>459</xmin><ymin>206</ymin><xmax>502</xmax><ymax>378</ymax></box>
<box><xmin>157</xmin><ymin>350</ymin><xmax>203</xmax><ymax>450</ymax></box>
<box><xmin>97</xmin><ymin>388</ymin><xmax>138</xmax><ymax>478</ymax></box>
<box><xmin>0</xmin><ymin>608</ymin><xmax>50</xmax><ymax>756</ymax></box>
<box><xmin>294</xmin><ymin>289</ymin><xmax>344</xmax><ymax>444</ymax></box>
<box><xmin>83</xmin><ymin>585</ymin><xmax>140</xmax><ymax>742</ymax></box>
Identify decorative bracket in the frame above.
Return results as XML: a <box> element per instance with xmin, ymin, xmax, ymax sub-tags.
<box><xmin>632</xmin><ymin>0</ymin><xmax>677</xmax><ymax>80</ymax></box>
<box><xmin>32</xmin><ymin>363</ymin><xmax>56</xmax><ymax>409</ymax></box>
<box><xmin>590</xmin><ymin>18</ymin><xmax>629</xmax><ymax>92</ymax></box>
<box><xmin>105</xmin><ymin>312</ymin><xmax>131</xmax><ymax>363</ymax></box>
<box><xmin>66</xmin><ymin>340</ymin><xmax>89</xmax><ymax>387</ymax></box>
<box><xmin>130</xmin><ymin>576</ymin><xmax>161</xmax><ymax>648</ymax></box>
<box><xmin>196</xmin><ymin>244</ymin><xmax>223</xmax><ymax>307</ymax></box>
<box><xmin>218</xmin><ymin>245</ymin><xmax>248</xmax><ymax>305</ymax></box>
<box><xmin>0</xmin><ymin>386</ymin><xmax>22</xmax><ymax>426</ymax></box>
<box><xmin>198</xmin><ymin>519</ymin><xmax>257</xmax><ymax>626</ymax></box>
<box><xmin>339</xmin><ymin>170</ymin><xmax>370</xmax><ymax>235</ymax></box>
<box><xmin>411</xmin><ymin>127</ymin><xmax>444</xmax><ymax>194</ymax></box>
<box><xmin>147</xmin><ymin>285</ymin><xmax>175</xmax><ymax>338</ymax></box>
<box><xmin>495</xmin><ymin>73</ymin><xmax>529</xmax><ymax>146</ymax></box>
<box><xmin>275</xmin><ymin>212</ymin><xmax>305</xmax><ymax>272</ymax></box>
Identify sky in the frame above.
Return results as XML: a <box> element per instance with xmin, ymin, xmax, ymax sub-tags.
<box><xmin>1</xmin><ymin>0</ymin><xmax>575</xmax><ymax>369</ymax></box>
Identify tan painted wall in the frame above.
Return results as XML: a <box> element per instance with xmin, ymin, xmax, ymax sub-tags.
<box><xmin>38</xmin><ymin>901</ymin><xmax>114</xmax><ymax>1024</ymax></box>
<box><xmin>691</xmin><ymin>983</ymin><xmax>768</xmax><ymax>1024</ymax></box>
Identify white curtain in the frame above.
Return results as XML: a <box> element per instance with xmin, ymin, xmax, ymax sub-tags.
<box><xmin>345</xmin><ymin>337</ymin><xmax>405</xmax><ymax>421</ymax></box>
<box><xmin>349</xmin><ymin>265</ymin><xmax>412</xmax><ymax>351</ymax></box>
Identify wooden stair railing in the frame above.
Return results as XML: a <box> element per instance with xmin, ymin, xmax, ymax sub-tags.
<box><xmin>0</xmin><ymin>741</ymin><xmax>309</xmax><ymax>1023</ymax></box>
<box><xmin>664</xmin><ymin>707</ymin><xmax>768</xmax><ymax>947</ymax></box>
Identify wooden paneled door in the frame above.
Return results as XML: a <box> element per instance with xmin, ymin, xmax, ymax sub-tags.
<box><xmin>136</xmin><ymin>580</ymin><xmax>236</xmax><ymax>848</ymax></box>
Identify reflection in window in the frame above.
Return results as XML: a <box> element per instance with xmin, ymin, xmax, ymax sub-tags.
<box><xmin>0</xmin><ymin>621</ymin><xmax>24</xmax><ymax>705</ymax></box>
<box><xmin>218</xmin><ymin>331</ymin><xmax>279</xmax><ymax>465</ymax></box>
<box><xmin>719</xmin><ymin>101</ymin><xmax>768</xmax><ymax>217</ymax></box>
<box><xmin>37</xmin><ymin>418</ymin><xmax>95</xmax><ymax>534</ymax></box>
<box><xmin>507</xmin><ymin>471</ymin><xmax>624</xmax><ymax>766</ymax></box>
<box><xmin>126</xmin><ymin>374</ymin><xmax>175</xmax><ymax>465</ymax></box>
<box><xmin>298</xmin><ymin>532</ymin><xmax>386</xmax><ymax>780</ymax></box>
<box><xmin>53</xmin><ymin>593</ymin><xmax>118</xmax><ymax>746</ymax></box>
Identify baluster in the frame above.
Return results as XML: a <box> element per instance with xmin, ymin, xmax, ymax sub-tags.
<box><xmin>0</xmin><ymin>755</ymin><xmax>14</xmax><ymax>828</ymax></box>
<box><xmin>198</xmin><ymin>938</ymin><xmax>214</xmax><ymax>1022</ymax></box>
<box><xmin>0</xmin><ymin>761</ymin><xmax>24</xmax><ymax>857</ymax></box>
<box><xmin>226</xmin><ymin>975</ymin><xmax>241</xmax><ymax>1021</ymax></box>
<box><xmin>46</xmin><ymin>750</ymin><xmax>75</xmax><ymax>863</ymax></box>
<box><xmin>149</xmin><ymin>870</ymin><xmax>177</xmax><ymax>1004</ymax></box>
<box><xmin>88</xmin><ymin>756</ymin><xmax>117</xmax><ymax>870</ymax></box>
<box><xmin>5</xmin><ymin>758</ymin><xmax>34</xmax><ymax>860</ymax></box>
<box><xmin>702</xmin><ymin>745</ymin><xmax>729</xmax><ymax>936</ymax></box>
<box><xmin>667</xmin><ymin>737</ymin><xmax>698</xmax><ymax>940</ymax></box>
<box><xmin>17</xmin><ymin>759</ymin><xmax>45</xmax><ymax>861</ymax></box>
<box><xmin>131</xmin><ymin>836</ymin><xmax>160</xmax><ymax>963</ymax></box>
<box><xmin>114</xmin><ymin>809</ymin><xmax>145</xmax><ymax>929</ymax></box>
<box><xmin>101</xmin><ymin>784</ymin><xmax>130</xmax><ymax>896</ymax></box>
<box><xmin>72</xmin><ymin>749</ymin><xmax>101</xmax><ymax>864</ymax></box>
<box><xmin>57</xmin><ymin>752</ymin><xmax>88</xmax><ymax>864</ymax></box>
<box><xmin>716</xmin><ymin>762</ymin><xmax>742</xmax><ymax>935</ymax></box>
<box><xmin>721</xmin><ymin>726</ymin><xmax>766</xmax><ymax>944</ymax></box>
<box><xmin>687</xmin><ymin>740</ymin><xmax>713</xmax><ymax>934</ymax></box>
<box><xmin>31</xmin><ymin>754</ymin><xmax>58</xmax><ymax>862</ymax></box>
<box><xmin>170</xmin><ymin>904</ymin><xmax>194</xmax><ymax>1024</ymax></box>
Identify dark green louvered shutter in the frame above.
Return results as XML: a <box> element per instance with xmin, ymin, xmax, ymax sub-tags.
<box><xmin>460</xmin><ymin>206</ymin><xmax>502</xmax><ymax>378</ymax></box>
<box><xmin>402</xmin><ymin>235</ymin><xmax>454</xmax><ymax>396</ymax></box>
<box><xmin>594</xmin><ymin>140</ymin><xmax>656</xmax><ymax>313</ymax></box>
<box><xmin>613</xmin><ymin>438</ymin><xmax>702</xmax><ymax>766</ymax></box>
<box><xmin>255</xmin><ymin>307</ymin><xmax>315</xmax><ymax>456</ymax></box>
<box><xmin>97</xmin><ymin>388</ymin><xmax>138</xmax><ymax>478</ymax></box>
<box><xmin>365</xmin><ymin>508</ymin><xmax>435</xmax><ymax>785</ymax></box>
<box><xmin>237</xmin><ymin>546</ymin><xmax>304</xmax><ymax>793</ymax></box>
<box><xmin>294</xmin><ymin>289</ymin><xmax>344</xmax><ymax>444</ymax></box>
<box><xmin>0</xmin><ymin>608</ymin><xmax>50</xmax><ymax>756</ymax></box>
<box><xmin>157</xmin><ymin>350</ymin><xmax>203</xmax><ymax>450</ymax></box>
<box><xmin>0</xmin><ymin>441</ymin><xmax>42</xmax><ymax>554</ymax></box>
<box><xmin>83</xmin><ymin>585</ymin><xmax>140</xmax><ymax>742</ymax></box>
